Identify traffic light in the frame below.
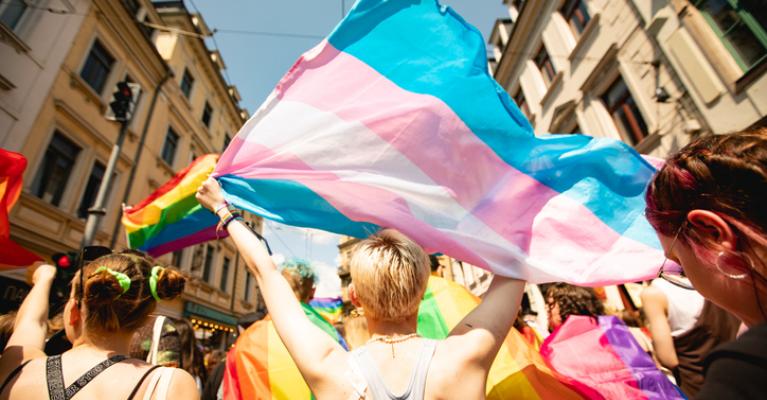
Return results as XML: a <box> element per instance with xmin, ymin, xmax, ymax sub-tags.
<box><xmin>50</xmin><ymin>252</ymin><xmax>79</xmax><ymax>312</ymax></box>
<box><xmin>109</xmin><ymin>81</ymin><xmax>133</xmax><ymax>121</ymax></box>
<box><xmin>107</xmin><ymin>80</ymin><xmax>140</xmax><ymax>122</ymax></box>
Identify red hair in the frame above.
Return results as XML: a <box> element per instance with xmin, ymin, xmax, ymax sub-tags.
<box><xmin>645</xmin><ymin>129</ymin><xmax>767</xmax><ymax>256</ymax></box>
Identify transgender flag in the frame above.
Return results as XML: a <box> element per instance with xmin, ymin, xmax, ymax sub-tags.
<box><xmin>215</xmin><ymin>0</ymin><xmax>663</xmax><ymax>285</ymax></box>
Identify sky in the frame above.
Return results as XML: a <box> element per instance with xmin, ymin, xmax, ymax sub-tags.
<box><xmin>189</xmin><ymin>0</ymin><xmax>509</xmax><ymax>295</ymax></box>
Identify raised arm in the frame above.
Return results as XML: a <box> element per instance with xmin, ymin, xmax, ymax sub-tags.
<box><xmin>640</xmin><ymin>286</ymin><xmax>678</xmax><ymax>369</ymax></box>
<box><xmin>195</xmin><ymin>178</ymin><xmax>345</xmax><ymax>383</ymax></box>
<box><xmin>448</xmin><ymin>275</ymin><xmax>525</xmax><ymax>368</ymax></box>
<box><xmin>5</xmin><ymin>263</ymin><xmax>56</xmax><ymax>353</ymax></box>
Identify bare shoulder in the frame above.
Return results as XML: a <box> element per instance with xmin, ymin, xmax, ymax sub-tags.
<box><xmin>168</xmin><ymin>368</ymin><xmax>199</xmax><ymax>397</ymax></box>
<box><xmin>640</xmin><ymin>286</ymin><xmax>667</xmax><ymax>305</ymax></box>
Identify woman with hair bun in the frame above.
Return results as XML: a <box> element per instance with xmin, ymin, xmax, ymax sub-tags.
<box><xmin>0</xmin><ymin>250</ymin><xmax>199</xmax><ymax>399</ymax></box>
<box><xmin>645</xmin><ymin>128</ymin><xmax>767</xmax><ymax>398</ymax></box>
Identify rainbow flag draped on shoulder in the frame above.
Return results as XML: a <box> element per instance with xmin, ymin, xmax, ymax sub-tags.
<box><xmin>418</xmin><ymin>276</ymin><xmax>582</xmax><ymax>399</ymax></box>
<box><xmin>214</xmin><ymin>0</ymin><xmax>663</xmax><ymax>285</ymax></box>
<box><xmin>123</xmin><ymin>154</ymin><xmax>222</xmax><ymax>256</ymax></box>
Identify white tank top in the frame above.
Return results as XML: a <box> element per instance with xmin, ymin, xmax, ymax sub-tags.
<box><xmin>651</xmin><ymin>279</ymin><xmax>705</xmax><ymax>337</ymax></box>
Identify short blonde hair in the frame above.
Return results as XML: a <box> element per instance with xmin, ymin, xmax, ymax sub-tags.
<box><xmin>349</xmin><ymin>229</ymin><xmax>430</xmax><ymax>321</ymax></box>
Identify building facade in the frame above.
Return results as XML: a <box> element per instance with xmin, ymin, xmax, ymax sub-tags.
<box><xmin>489</xmin><ymin>0</ymin><xmax>766</xmax><ymax>157</ymax></box>
<box><xmin>1</xmin><ymin>0</ymin><xmax>259</xmax><ymax>347</ymax></box>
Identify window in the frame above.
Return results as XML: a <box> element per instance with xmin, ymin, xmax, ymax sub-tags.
<box><xmin>534</xmin><ymin>46</ymin><xmax>556</xmax><ymax>87</ymax></box>
<box><xmin>0</xmin><ymin>0</ymin><xmax>27</xmax><ymax>30</ymax></box>
<box><xmin>244</xmin><ymin>272</ymin><xmax>252</xmax><ymax>301</ymax></box>
<box><xmin>220</xmin><ymin>257</ymin><xmax>230</xmax><ymax>291</ymax></box>
<box><xmin>77</xmin><ymin>161</ymin><xmax>106</xmax><ymax>218</ymax></box>
<box><xmin>693</xmin><ymin>0</ymin><xmax>767</xmax><ymax>72</ymax></box>
<box><xmin>180</xmin><ymin>68</ymin><xmax>194</xmax><ymax>98</ymax></box>
<box><xmin>561</xmin><ymin>0</ymin><xmax>591</xmax><ymax>36</ymax></box>
<box><xmin>161</xmin><ymin>128</ymin><xmax>179</xmax><ymax>166</ymax></box>
<box><xmin>513</xmin><ymin>89</ymin><xmax>531</xmax><ymax>119</ymax></box>
<box><xmin>80</xmin><ymin>40</ymin><xmax>115</xmax><ymax>94</ymax></box>
<box><xmin>32</xmin><ymin>132</ymin><xmax>81</xmax><ymax>206</ymax></box>
<box><xmin>202</xmin><ymin>244</ymin><xmax>214</xmax><ymax>282</ymax></box>
<box><xmin>172</xmin><ymin>250</ymin><xmax>184</xmax><ymax>268</ymax></box>
<box><xmin>121</xmin><ymin>0</ymin><xmax>140</xmax><ymax>15</ymax></box>
<box><xmin>602</xmin><ymin>77</ymin><xmax>648</xmax><ymax>145</ymax></box>
<box><xmin>201</xmin><ymin>101</ymin><xmax>213</xmax><ymax>128</ymax></box>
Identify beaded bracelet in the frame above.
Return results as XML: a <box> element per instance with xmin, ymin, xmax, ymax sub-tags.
<box><xmin>222</xmin><ymin>212</ymin><xmax>243</xmax><ymax>229</ymax></box>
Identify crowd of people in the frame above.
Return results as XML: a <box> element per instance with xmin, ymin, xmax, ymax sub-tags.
<box><xmin>0</xmin><ymin>129</ymin><xmax>763</xmax><ymax>399</ymax></box>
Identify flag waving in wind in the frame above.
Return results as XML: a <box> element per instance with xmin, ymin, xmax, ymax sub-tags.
<box><xmin>215</xmin><ymin>0</ymin><xmax>664</xmax><ymax>285</ymax></box>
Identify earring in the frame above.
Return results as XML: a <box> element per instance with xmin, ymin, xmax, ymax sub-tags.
<box><xmin>715</xmin><ymin>251</ymin><xmax>752</xmax><ymax>280</ymax></box>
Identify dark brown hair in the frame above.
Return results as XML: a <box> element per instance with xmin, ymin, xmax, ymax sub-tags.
<box><xmin>645</xmin><ymin>129</ymin><xmax>767</xmax><ymax>258</ymax></box>
<box><xmin>76</xmin><ymin>250</ymin><xmax>186</xmax><ymax>332</ymax></box>
<box><xmin>546</xmin><ymin>283</ymin><xmax>605</xmax><ymax>322</ymax></box>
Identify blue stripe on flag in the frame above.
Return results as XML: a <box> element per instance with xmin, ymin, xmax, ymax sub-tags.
<box><xmin>218</xmin><ymin>175</ymin><xmax>381</xmax><ymax>239</ymax></box>
<box><xmin>328</xmin><ymin>0</ymin><xmax>658</xmax><ymax>249</ymax></box>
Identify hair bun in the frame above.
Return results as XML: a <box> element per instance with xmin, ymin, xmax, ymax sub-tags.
<box><xmin>156</xmin><ymin>267</ymin><xmax>186</xmax><ymax>300</ymax></box>
<box><xmin>85</xmin><ymin>270</ymin><xmax>124</xmax><ymax>307</ymax></box>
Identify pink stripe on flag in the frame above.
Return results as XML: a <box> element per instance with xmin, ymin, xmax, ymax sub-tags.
<box><xmin>222</xmin><ymin>141</ymin><xmax>490</xmax><ymax>268</ymax></box>
<box><xmin>220</xmin><ymin>138</ymin><xmax>660</xmax><ymax>283</ymax></box>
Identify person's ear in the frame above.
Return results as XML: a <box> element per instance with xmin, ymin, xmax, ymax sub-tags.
<box><xmin>348</xmin><ymin>283</ymin><xmax>361</xmax><ymax>308</ymax></box>
<box><xmin>687</xmin><ymin>210</ymin><xmax>736</xmax><ymax>251</ymax></box>
<box><xmin>67</xmin><ymin>299</ymin><xmax>81</xmax><ymax>327</ymax></box>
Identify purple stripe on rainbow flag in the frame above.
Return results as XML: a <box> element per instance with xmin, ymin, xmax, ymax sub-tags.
<box><xmin>541</xmin><ymin>315</ymin><xmax>684</xmax><ymax>399</ymax></box>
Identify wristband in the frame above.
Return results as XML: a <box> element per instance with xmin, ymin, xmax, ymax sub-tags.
<box><xmin>214</xmin><ymin>202</ymin><xmax>230</xmax><ymax>215</ymax></box>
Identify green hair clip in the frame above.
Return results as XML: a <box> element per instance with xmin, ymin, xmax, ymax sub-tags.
<box><xmin>93</xmin><ymin>266</ymin><xmax>131</xmax><ymax>297</ymax></box>
<box><xmin>149</xmin><ymin>266</ymin><xmax>163</xmax><ymax>301</ymax></box>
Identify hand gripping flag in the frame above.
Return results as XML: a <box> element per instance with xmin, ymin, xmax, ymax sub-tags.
<box><xmin>0</xmin><ymin>149</ymin><xmax>41</xmax><ymax>268</ymax></box>
<box><xmin>123</xmin><ymin>154</ymin><xmax>223</xmax><ymax>256</ymax></box>
<box><xmin>214</xmin><ymin>0</ymin><xmax>664</xmax><ymax>285</ymax></box>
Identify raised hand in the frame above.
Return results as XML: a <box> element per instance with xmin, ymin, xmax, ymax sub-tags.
<box><xmin>196</xmin><ymin>177</ymin><xmax>227</xmax><ymax>213</ymax></box>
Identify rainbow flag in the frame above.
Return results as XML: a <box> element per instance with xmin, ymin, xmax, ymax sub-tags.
<box><xmin>418</xmin><ymin>276</ymin><xmax>583</xmax><ymax>399</ymax></box>
<box><xmin>0</xmin><ymin>149</ymin><xmax>41</xmax><ymax>268</ymax></box>
<box><xmin>540</xmin><ymin>315</ymin><xmax>684</xmax><ymax>399</ymax></box>
<box><xmin>214</xmin><ymin>0</ymin><xmax>664</xmax><ymax>285</ymax></box>
<box><xmin>123</xmin><ymin>154</ymin><xmax>222</xmax><ymax>257</ymax></box>
<box><xmin>309</xmin><ymin>296</ymin><xmax>344</xmax><ymax>324</ymax></box>
<box><xmin>223</xmin><ymin>303</ymin><xmax>347</xmax><ymax>400</ymax></box>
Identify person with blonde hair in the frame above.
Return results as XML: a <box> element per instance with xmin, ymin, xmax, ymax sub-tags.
<box><xmin>0</xmin><ymin>251</ymin><xmax>198</xmax><ymax>399</ymax></box>
<box><xmin>197</xmin><ymin>178</ymin><xmax>525</xmax><ymax>399</ymax></box>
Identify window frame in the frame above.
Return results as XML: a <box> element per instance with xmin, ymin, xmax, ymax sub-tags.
<box><xmin>534</xmin><ymin>45</ymin><xmax>556</xmax><ymax>87</ymax></box>
<box><xmin>80</xmin><ymin>39</ymin><xmax>115</xmax><ymax>95</ymax></box>
<box><xmin>77</xmin><ymin>160</ymin><xmax>107</xmax><ymax>219</ymax></box>
<box><xmin>161</xmin><ymin>127</ymin><xmax>179</xmax><ymax>167</ymax></box>
<box><xmin>560</xmin><ymin>0</ymin><xmax>591</xmax><ymax>36</ymax></box>
<box><xmin>202</xmin><ymin>244</ymin><xmax>214</xmax><ymax>283</ymax></box>
<box><xmin>601</xmin><ymin>76</ymin><xmax>649</xmax><ymax>145</ymax></box>
<box><xmin>692</xmin><ymin>0</ymin><xmax>767</xmax><ymax>72</ymax></box>
<box><xmin>201</xmin><ymin>101</ymin><xmax>213</xmax><ymax>128</ymax></box>
<box><xmin>31</xmin><ymin>131</ymin><xmax>82</xmax><ymax>207</ymax></box>
<box><xmin>220</xmin><ymin>256</ymin><xmax>230</xmax><ymax>292</ymax></box>
<box><xmin>180</xmin><ymin>68</ymin><xmax>194</xmax><ymax>99</ymax></box>
<box><xmin>0</xmin><ymin>0</ymin><xmax>29</xmax><ymax>31</ymax></box>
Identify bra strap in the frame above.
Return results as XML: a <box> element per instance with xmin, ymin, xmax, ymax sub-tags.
<box><xmin>127</xmin><ymin>365</ymin><xmax>162</xmax><ymax>400</ymax></box>
<box><xmin>63</xmin><ymin>355</ymin><xmax>127</xmax><ymax>399</ymax></box>
<box><xmin>46</xmin><ymin>354</ymin><xmax>128</xmax><ymax>400</ymax></box>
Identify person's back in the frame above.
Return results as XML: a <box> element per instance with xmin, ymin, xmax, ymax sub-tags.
<box><xmin>198</xmin><ymin>174</ymin><xmax>527</xmax><ymax>399</ymax></box>
<box><xmin>0</xmin><ymin>251</ymin><xmax>199</xmax><ymax>400</ymax></box>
